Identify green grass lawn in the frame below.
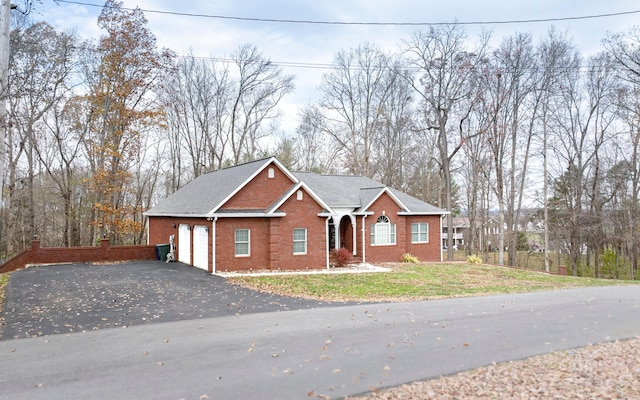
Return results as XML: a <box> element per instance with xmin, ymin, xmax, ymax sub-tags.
<box><xmin>228</xmin><ymin>263</ymin><xmax>637</xmax><ymax>302</ymax></box>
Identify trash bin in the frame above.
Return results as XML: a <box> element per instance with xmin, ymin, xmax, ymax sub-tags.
<box><xmin>156</xmin><ymin>244</ymin><xmax>170</xmax><ymax>261</ymax></box>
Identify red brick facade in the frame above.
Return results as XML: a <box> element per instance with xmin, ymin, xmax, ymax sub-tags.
<box><xmin>146</xmin><ymin>160</ymin><xmax>444</xmax><ymax>272</ymax></box>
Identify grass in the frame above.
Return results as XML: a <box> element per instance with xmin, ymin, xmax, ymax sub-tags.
<box><xmin>227</xmin><ymin>262</ymin><xmax>638</xmax><ymax>302</ymax></box>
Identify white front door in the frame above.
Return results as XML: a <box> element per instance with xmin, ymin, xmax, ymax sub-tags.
<box><xmin>178</xmin><ymin>224</ymin><xmax>191</xmax><ymax>264</ymax></box>
<box><xmin>193</xmin><ymin>225</ymin><xmax>209</xmax><ymax>271</ymax></box>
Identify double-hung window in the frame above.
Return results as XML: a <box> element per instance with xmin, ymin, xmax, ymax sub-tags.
<box><xmin>293</xmin><ymin>228</ymin><xmax>307</xmax><ymax>255</ymax></box>
<box><xmin>370</xmin><ymin>215</ymin><xmax>396</xmax><ymax>246</ymax></box>
<box><xmin>235</xmin><ymin>229</ymin><xmax>250</xmax><ymax>257</ymax></box>
<box><xmin>411</xmin><ymin>222</ymin><xmax>429</xmax><ymax>243</ymax></box>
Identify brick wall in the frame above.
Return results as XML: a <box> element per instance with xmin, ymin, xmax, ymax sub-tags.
<box><xmin>0</xmin><ymin>239</ymin><xmax>157</xmax><ymax>274</ymax></box>
<box><xmin>361</xmin><ymin>193</ymin><xmax>443</xmax><ymax>263</ymax></box>
<box><xmin>215</xmin><ymin>218</ymin><xmax>270</xmax><ymax>272</ymax></box>
<box><xmin>221</xmin><ymin>163</ymin><xmax>294</xmax><ymax>210</ymax></box>
<box><xmin>404</xmin><ymin>215</ymin><xmax>443</xmax><ymax>262</ymax></box>
<box><xmin>274</xmin><ymin>187</ymin><xmax>327</xmax><ymax>270</ymax></box>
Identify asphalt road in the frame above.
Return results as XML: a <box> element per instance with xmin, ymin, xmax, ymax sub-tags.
<box><xmin>1</xmin><ymin>285</ymin><xmax>639</xmax><ymax>399</ymax></box>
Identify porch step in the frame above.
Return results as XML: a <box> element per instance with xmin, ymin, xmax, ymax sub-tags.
<box><xmin>350</xmin><ymin>256</ymin><xmax>363</xmax><ymax>264</ymax></box>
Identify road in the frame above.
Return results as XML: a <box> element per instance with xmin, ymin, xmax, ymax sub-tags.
<box><xmin>1</xmin><ymin>286</ymin><xmax>639</xmax><ymax>399</ymax></box>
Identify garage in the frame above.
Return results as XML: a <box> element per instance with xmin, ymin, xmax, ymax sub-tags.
<box><xmin>193</xmin><ymin>225</ymin><xmax>209</xmax><ymax>271</ymax></box>
<box><xmin>178</xmin><ymin>224</ymin><xmax>191</xmax><ymax>264</ymax></box>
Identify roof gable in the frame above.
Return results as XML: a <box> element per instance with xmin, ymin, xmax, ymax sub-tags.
<box><xmin>357</xmin><ymin>187</ymin><xmax>408</xmax><ymax>214</ymax></box>
<box><xmin>267</xmin><ymin>182</ymin><xmax>333</xmax><ymax>214</ymax></box>
<box><xmin>144</xmin><ymin>158</ymin><xmax>296</xmax><ymax>217</ymax></box>
<box><xmin>215</xmin><ymin>159</ymin><xmax>297</xmax><ymax>213</ymax></box>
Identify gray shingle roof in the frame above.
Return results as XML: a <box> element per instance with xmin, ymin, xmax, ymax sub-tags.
<box><xmin>145</xmin><ymin>158</ymin><xmax>446</xmax><ymax>217</ymax></box>
<box><xmin>145</xmin><ymin>158</ymin><xmax>278</xmax><ymax>216</ymax></box>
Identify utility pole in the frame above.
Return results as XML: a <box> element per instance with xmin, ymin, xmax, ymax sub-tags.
<box><xmin>0</xmin><ymin>0</ymin><xmax>12</xmax><ymax>206</ymax></box>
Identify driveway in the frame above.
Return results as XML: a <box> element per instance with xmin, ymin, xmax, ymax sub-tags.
<box><xmin>0</xmin><ymin>261</ymin><xmax>351</xmax><ymax>340</ymax></box>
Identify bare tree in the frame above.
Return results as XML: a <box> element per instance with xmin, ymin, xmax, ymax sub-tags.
<box><xmin>4</xmin><ymin>21</ymin><xmax>76</xmax><ymax>252</ymax></box>
<box><xmin>604</xmin><ymin>26</ymin><xmax>640</xmax><ymax>278</ymax></box>
<box><xmin>316</xmin><ymin>42</ymin><xmax>398</xmax><ymax>177</ymax></box>
<box><xmin>289</xmin><ymin>105</ymin><xmax>340</xmax><ymax>173</ymax></box>
<box><xmin>228</xmin><ymin>44</ymin><xmax>294</xmax><ymax>164</ymax></box>
<box><xmin>404</xmin><ymin>24</ymin><xmax>487</xmax><ymax>261</ymax></box>
<box><xmin>548</xmin><ymin>50</ymin><xmax>614</xmax><ymax>276</ymax></box>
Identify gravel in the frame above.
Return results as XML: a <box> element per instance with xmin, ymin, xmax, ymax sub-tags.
<box><xmin>350</xmin><ymin>337</ymin><xmax>640</xmax><ymax>399</ymax></box>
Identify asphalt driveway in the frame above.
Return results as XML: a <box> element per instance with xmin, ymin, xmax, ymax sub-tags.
<box><xmin>0</xmin><ymin>261</ymin><xmax>350</xmax><ymax>340</ymax></box>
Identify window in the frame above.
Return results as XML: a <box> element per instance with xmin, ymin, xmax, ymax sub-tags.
<box><xmin>411</xmin><ymin>223</ymin><xmax>429</xmax><ymax>243</ymax></box>
<box><xmin>235</xmin><ymin>229</ymin><xmax>250</xmax><ymax>257</ymax></box>
<box><xmin>268</xmin><ymin>167</ymin><xmax>275</xmax><ymax>178</ymax></box>
<box><xmin>293</xmin><ymin>228</ymin><xmax>307</xmax><ymax>255</ymax></box>
<box><xmin>297</xmin><ymin>190</ymin><xmax>303</xmax><ymax>201</ymax></box>
<box><xmin>370</xmin><ymin>215</ymin><xmax>396</xmax><ymax>246</ymax></box>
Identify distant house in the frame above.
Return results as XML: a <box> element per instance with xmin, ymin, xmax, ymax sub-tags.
<box><xmin>442</xmin><ymin>216</ymin><xmax>469</xmax><ymax>250</ymax></box>
<box><xmin>145</xmin><ymin>158</ymin><xmax>447</xmax><ymax>272</ymax></box>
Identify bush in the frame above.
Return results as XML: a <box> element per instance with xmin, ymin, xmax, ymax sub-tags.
<box><xmin>401</xmin><ymin>253</ymin><xmax>419</xmax><ymax>263</ymax></box>
<box><xmin>466</xmin><ymin>254</ymin><xmax>482</xmax><ymax>264</ymax></box>
<box><xmin>330</xmin><ymin>247</ymin><xmax>352</xmax><ymax>268</ymax></box>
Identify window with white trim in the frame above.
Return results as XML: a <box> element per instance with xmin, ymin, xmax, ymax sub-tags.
<box><xmin>370</xmin><ymin>215</ymin><xmax>396</xmax><ymax>246</ymax></box>
<box><xmin>268</xmin><ymin>167</ymin><xmax>275</xmax><ymax>178</ymax></box>
<box><xmin>411</xmin><ymin>222</ymin><xmax>429</xmax><ymax>243</ymax></box>
<box><xmin>235</xmin><ymin>229</ymin><xmax>250</xmax><ymax>257</ymax></box>
<box><xmin>293</xmin><ymin>228</ymin><xmax>307</xmax><ymax>255</ymax></box>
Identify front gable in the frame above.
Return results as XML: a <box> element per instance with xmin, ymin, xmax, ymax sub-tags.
<box><xmin>218</xmin><ymin>161</ymin><xmax>296</xmax><ymax>211</ymax></box>
<box><xmin>359</xmin><ymin>187</ymin><xmax>407</xmax><ymax>215</ymax></box>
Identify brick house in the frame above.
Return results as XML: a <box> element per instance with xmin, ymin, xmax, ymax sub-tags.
<box><xmin>145</xmin><ymin>158</ymin><xmax>447</xmax><ymax>272</ymax></box>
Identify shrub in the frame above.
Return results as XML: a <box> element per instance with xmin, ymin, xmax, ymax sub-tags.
<box><xmin>466</xmin><ymin>254</ymin><xmax>482</xmax><ymax>264</ymax></box>
<box><xmin>330</xmin><ymin>247</ymin><xmax>352</xmax><ymax>268</ymax></box>
<box><xmin>401</xmin><ymin>253</ymin><xmax>419</xmax><ymax>263</ymax></box>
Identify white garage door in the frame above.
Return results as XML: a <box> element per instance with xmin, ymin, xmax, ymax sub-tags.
<box><xmin>178</xmin><ymin>224</ymin><xmax>191</xmax><ymax>264</ymax></box>
<box><xmin>193</xmin><ymin>225</ymin><xmax>209</xmax><ymax>271</ymax></box>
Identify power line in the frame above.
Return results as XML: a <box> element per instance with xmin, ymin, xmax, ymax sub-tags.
<box><xmin>54</xmin><ymin>0</ymin><xmax>640</xmax><ymax>27</ymax></box>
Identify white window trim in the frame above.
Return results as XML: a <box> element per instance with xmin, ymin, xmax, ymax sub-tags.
<box><xmin>411</xmin><ymin>222</ymin><xmax>429</xmax><ymax>244</ymax></box>
<box><xmin>371</xmin><ymin>216</ymin><xmax>396</xmax><ymax>246</ymax></box>
<box><xmin>235</xmin><ymin>228</ymin><xmax>250</xmax><ymax>257</ymax></box>
<box><xmin>293</xmin><ymin>228</ymin><xmax>307</xmax><ymax>255</ymax></box>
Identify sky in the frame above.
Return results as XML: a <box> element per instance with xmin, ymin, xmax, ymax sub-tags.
<box><xmin>28</xmin><ymin>0</ymin><xmax>640</xmax><ymax>134</ymax></box>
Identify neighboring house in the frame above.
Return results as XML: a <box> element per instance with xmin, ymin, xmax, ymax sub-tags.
<box><xmin>145</xmin><ymin>158</ymin><xmax>447</xmax><ymax>273</ymax></box>
<box><xmin>442</xmin><ymin>216</ymin><xmax>469</xmax><ymax>250</ymax></box>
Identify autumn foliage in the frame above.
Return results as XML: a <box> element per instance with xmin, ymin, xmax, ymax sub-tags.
<box><xmin>84</xmin><ymin>0</ymin><xmax>173</xmax><ymax>244</ymax></box>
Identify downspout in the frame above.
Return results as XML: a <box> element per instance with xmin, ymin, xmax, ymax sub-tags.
<box><xmin>325</xmin><ymin>216</ymin><xmax>331</xmax><ymax>269</ymax></box>
<box><xmin>440</xmin><ymin>215</ymin><xmax>444</xmax><ymax>262</ymax></box>
<box><xmin>211</xmin><ymin>217</ymin><xmax>218</xmax><ymax>273</ymax></box>
<box><xmin>361</xmin><ymin>215</ymin><xmax>367</xmax><ymax>264</ymax></box>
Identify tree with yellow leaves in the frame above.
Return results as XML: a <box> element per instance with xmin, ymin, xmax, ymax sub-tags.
<box><xmin>82</xmin><ymin>0</ymin><xmax>173</xmax><ymax>244</ymax></box>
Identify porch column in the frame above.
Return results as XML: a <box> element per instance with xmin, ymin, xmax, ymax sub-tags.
<box><xmin>350</xmin><ymin>215</ymin><xmax>357</xmax><ymax>256</ymax></box>
<box><xmin>333</xmin><ymin>218</ymin><xmax>341</xmax><ymax>250</ymax></box>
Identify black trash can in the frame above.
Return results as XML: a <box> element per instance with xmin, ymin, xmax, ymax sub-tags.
<box><xmin>156</xmin><ymin>244</ymin><xmax>170</xmax><ymax>261</ymax></box>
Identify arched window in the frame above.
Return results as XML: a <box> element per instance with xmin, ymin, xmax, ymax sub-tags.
<box><xmin>370</xmin><ymin>215</ymin><xmax>396</xmax><ymax>246</ymax></box>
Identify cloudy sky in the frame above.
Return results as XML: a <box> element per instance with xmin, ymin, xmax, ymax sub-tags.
<box><xmin>32</xmin><ymin>0</ymin><xmax>640</xmax><ymax>133</ymax></box>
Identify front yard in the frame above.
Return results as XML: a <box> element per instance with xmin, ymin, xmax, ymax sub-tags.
<box><xmin>228</xmin><ymin>262</ymin><xmax>637</xmax><ymax>302</ymax></box>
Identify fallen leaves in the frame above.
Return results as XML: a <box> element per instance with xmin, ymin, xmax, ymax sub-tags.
<box><xmin>349</xmin><ymin>338</ymin><xmax>640</xmax><ymax>399</ymax></box>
